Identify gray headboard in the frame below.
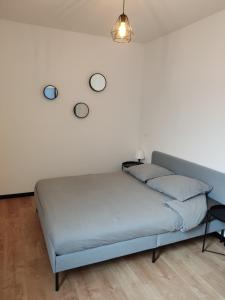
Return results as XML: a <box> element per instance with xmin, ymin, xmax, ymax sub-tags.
<box><xmin>152</xmin><ymin>151</ymin><xmax>225</xmax><ymax>204</ymax></box>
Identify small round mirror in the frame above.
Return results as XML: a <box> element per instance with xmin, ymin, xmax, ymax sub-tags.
<box><xmin>89</xmin><ymin>73</ymin><xmax>106</xmax><ymax>92</ymax></box>
<box><xmin>74</xmin><ymin>102</ymin><xmax>89</xmax><ymax>119</ymax></box>
<box><xmin>43</xmin><ymin>85</ymin><xmax>58</xmax><ymax>100</ymax></box>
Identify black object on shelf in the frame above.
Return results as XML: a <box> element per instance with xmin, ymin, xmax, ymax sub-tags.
<box><xmin>202</xmin><ymin>205</ymin><xmax>225</xmax><ymax>255</ymax></box>
<box><xmin>122</xmin><ymin>161</ymin><xmax>144</xmax><ymax>171</ymax></box>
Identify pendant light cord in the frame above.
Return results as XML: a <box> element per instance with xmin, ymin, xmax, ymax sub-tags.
<box><xmin>123</xmin><ymin>0</ymin><xmax>125</xmax><ymax>14</ymax></box>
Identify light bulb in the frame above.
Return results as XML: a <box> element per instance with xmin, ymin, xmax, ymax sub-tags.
<box><xmin>118</xmin><ymin>22</ymin><xmax>126</xmax><ymax>38</ymax></box>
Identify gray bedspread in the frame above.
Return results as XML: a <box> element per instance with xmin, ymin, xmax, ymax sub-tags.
<box><xmin>35</xmin><ymin>171</ymin><xmax>182</xmax><ymax>255</ymax></box>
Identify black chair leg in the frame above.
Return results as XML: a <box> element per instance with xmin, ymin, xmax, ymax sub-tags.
<box><xmin>55</xmin><ymin>273</ymin><xmax>59</xmax><ymax>291</ymax></box>
<box><xmin>202</xmin><ymin>213</ymin><xmax>209</xmax><ymax>252</ymax></box>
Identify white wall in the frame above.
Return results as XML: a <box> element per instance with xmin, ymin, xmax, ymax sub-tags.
<box><xmin>141</xmin><ymin>10</ymin><xmax>225</xmax><ymax>172</ymax></box>
<box><xmin>0</xmin><ymin>19</ymin><xmax>144</xmax><ymax>194</ymax></box>
<box><xmin>3</xmin><ymin>9</ymin><xmax>225</xmax><ymax>194</ymax></box>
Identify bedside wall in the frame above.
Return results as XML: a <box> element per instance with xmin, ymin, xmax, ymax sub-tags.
<box><xmin>2</xmin><ymin>9</ymin><xmax>225</xmax><ymax>195</ymax></box>
<box><xmin>140</xmin><ymin>9</ymin><xmax>225</xmax><ymax>173</ymax></box>
<box><xmin>0</xmin><ymin>19</ymin><xmax>144</xmax><ymax>194</ymax></box>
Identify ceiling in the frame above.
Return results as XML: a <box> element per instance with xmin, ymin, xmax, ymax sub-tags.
<box><xmin>1</xmin><ymin>0</ymin><xmax>225</xmax><ymax>43</ymax></box>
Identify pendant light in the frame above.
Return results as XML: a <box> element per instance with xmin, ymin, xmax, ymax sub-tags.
<box><xmin>111</xmin><ymin>0</ymin><xmax>133</xmax><ymax>43</ymax></box>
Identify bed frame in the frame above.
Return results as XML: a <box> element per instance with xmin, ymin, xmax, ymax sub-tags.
<box><xmin>35</xmin><ymin>151</ymin><xmax>225</xmax><ymax>291</ymax></box>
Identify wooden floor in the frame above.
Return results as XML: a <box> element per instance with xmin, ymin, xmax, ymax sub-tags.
<box><xmin>1</xmin><ymin>197</ymin><xmax>225</xmax><ymax>300</ymax></box>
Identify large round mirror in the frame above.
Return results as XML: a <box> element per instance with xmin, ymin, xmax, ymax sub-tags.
<box><xmin>74</xmin><ymin>102</ymin><xmax>89</xmax><ymax>119</ymax></box>
<box><xmin>89</xmin><ymin>73</ymin><xmax>106</xmax><ymax>92</ymax></box>
<box><xmin>43</xmin><ymin>85</ymin><xmax>58</xmax><ymax>100</ymax></box>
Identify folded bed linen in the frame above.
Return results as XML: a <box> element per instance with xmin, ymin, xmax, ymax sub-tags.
<box><xmin>165</xmin><ymin>194</ymin><xmax>207</xmax><ymax>232</ymax></box>
<box><xmin>35</xmin><ymin>171</ymin><xmax>182</xmax><ymax>255</ymax></box>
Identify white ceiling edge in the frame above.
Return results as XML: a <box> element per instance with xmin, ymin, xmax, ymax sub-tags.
<box><xmin>0</xmin><ymin>0</ymin><xmax>225</xmax><ymax>43</ymax></box>
<box><xmin>143</xmin><ymin>8</ymin><xmax>225</xmax><ymax>45</ymax></box>
<box><xmin>0</xmin><ymin>17</ymin><xmax>145</xmax><ymax>48</ymax></box>
<box><xmin>1</xmin><ymin>0</ymin><xmax>225</xmax><ymax>43</ymax></box>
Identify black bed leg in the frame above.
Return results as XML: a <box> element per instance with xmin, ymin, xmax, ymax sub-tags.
<box><xmin>55</xmin><ymin>273</ymin><xmax>59</xmax><ymax>291</ymax></box>
<box><xmin>202</xmin><ymin>212</ymin><xmax>209</xmax><ymax>252</ymax></box>
<box><xmin>220</xmin><ymin>230</ymin><xmax>224</xmax><ymax>243</ymax></box>
<box><xmin>152</xmin><ymin>249</ymin><xmax>156</xmax><ymax>263</ymax></box>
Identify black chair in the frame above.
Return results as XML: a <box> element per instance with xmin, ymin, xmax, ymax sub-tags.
<box><xmin>202</xmin><ymin>205</ymin><xmax>225</xmax><ymax>255</ymax></box>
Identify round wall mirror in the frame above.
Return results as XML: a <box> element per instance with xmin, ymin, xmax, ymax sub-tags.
<box><xmin>74</xmin><ymin>102</ymin><xmax>89</xmax><ymax>119</ymax></box>
<box><xmin>89</xmin><ymin>73</ymin><xmax>106</xmax><ymax>92</ymax></box>
<box><xmin>43</xmin><ymin>85</ymin><xmax>58</xmax><ymax>100</ymax></box>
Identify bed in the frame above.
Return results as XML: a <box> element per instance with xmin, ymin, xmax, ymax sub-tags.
<box><xmin>35</xmin><ymin>151</ymin><xmax>225</xmax><ymax>291</ymax></box>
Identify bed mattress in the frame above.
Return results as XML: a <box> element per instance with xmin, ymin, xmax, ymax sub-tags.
<box><xmin>35</xmin><ymin>171</ymin><xmax>182</xmax><ymax>255</ymax></box>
